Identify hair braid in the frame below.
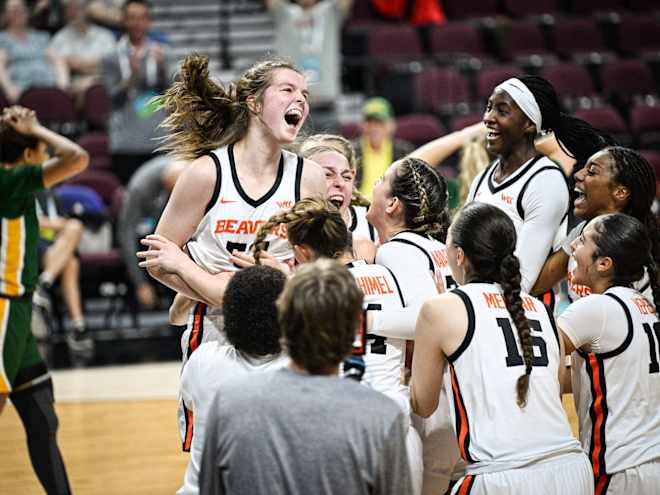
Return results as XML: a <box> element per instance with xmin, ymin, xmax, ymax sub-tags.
<box><xmin>500</xmin><ymin>253</ymin><xmax>533</xmax><ymax>407</ymax></box>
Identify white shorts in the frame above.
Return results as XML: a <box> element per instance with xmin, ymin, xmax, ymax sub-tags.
<box><xmin>451</xmin><ymin>452</ymin><xmax>593</xmax><ymax>495</ymax></box>
<box><xmin>180</xmin><ymin>303</ymin><xmax>224</xmax><ymax>368</ymax></box>
<box><xmin>601</xmin><ymin>459</ymin><xmax>660</xmax><ymax>495</ymax></box>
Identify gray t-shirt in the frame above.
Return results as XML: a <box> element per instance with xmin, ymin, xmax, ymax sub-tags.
<box><xmin>271</xmin><ymin>0</ymin><xmax>343</xmax><ymax>105</ymax></box>
<box><xmin>199</xmin><ymin>367</ymin><xmax>412</xmax><ymax>495</ymax></box>
<box><xmin>0</xmin><ymin>30</ymin><xmax>56</xmax><ymax>90</ymax></box>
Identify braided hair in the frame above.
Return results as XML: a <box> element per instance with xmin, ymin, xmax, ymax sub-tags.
<box><xmin>518</xmin><ymin>76</ymin><xmax>616</xmax><ymax>172</ymax></box>
<box><xmin>390</xmin><ymin>157</ymin><xmax>450</xmax><ymax>242</ymax></box>
<box><xmin>252</xmin><ymin>198</ymin><xmax>349</xmax><ymax>264</ymax></box>
<box><xmin>158</xmin><ymin>54</ymin><xmax>301</xmax><ymax>161</ymax></box>
<box><xmin>451</xmin><ymin>202</ymin><xmax>533</xmax><ymax>407</ymax></box>
<box><xmin>604</xmin><ymin>147</ymin><xmax>660</xmax><ymax>269</ymax></box>
<box><xmin>591</xmin><ymin>213</ymin><xmax>660</xmax><ymax>309</ymax></box>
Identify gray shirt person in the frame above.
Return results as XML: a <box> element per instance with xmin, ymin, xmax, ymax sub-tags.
<box><xmin>199</xmin><ymin>367</ymin><xmax>412</xmax><ymax>495</ymax></box>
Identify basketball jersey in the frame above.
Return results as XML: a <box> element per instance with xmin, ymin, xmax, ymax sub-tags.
<box><xmin>186</xmin><ymin>143</ymin><xmax>303</xmax><ymax>275</ymax></box>
<box><xmin>446</xmin><ymin>283</ymin><xmax>582</xmax><ymax>475</ymax></box>
<box><xmin>568</xmin><ymin>287</ymin><xmax>660</xmax><ymax>477</ymax></box>
<box><xmin>389</xmin><ymin>230</ymin><xmax>455</xmax><ymax>292</ymax></box>
<box><xmin>347</xmin><ymin>259</ymin><xmax>405</xmax><ymax>396</ymax></box>
<box><xmin>348</xmin><ymin>205</ymin><xmax>377</xmax><ymax>242</ymax></box>
<box><xmin>566</xmin><ymin>222</ymin><xmax>652</xmax><ymax>302</ymax></box>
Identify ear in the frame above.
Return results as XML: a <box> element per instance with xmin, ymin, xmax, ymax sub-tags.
<box><xmin>595</xmin><ymin>256</ymin><xmax>614</xmax><ymax>276</ymax></box>
<box><xmin>246</xmin><ymin>95</ymin><xmax>260</xmax><ymax>114</ymax></box>
<box><xmin>293</xmin><ymin>244</ymin><xmax>314</xmax><ymax>264</ymax></box>
<box><xmin>613</xmin><ymin>185</ymin><xmax>631</xmax><ymax>204</ymax></box>
<box><xmin>523</xmin><ymin>118</ymin><xmax>537</xmax><ymax>137</ymax></box>
<box><xmin>384</xmin><ymin>195</ymin><xmax>400</xmax><ymax>217</ymax></box>
<box><xmin>455</xmin><ymin>246</ymin><xmax>466</xmax><ymax>268</ymax></box>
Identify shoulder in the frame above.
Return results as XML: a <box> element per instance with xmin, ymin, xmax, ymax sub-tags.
<box><xmin>176</xmin><ymin>156</ymin><xmax>216</xmax><ymax>190</ymax></box>
<box><xmin>300</xmin><ymin>157</ymin><xmax>326</xmax><ymax>197</ymax></box>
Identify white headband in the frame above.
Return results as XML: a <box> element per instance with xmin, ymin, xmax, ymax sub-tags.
<box><xmin>496</xmin><ymin>78</ymin><xmax>543</xmax><ymax>131</ymax></box>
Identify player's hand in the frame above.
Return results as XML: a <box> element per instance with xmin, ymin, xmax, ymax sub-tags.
<box><xmin>2</xmin><ymin>106</ymin><xmax>40</xmax><ymax>135</ymax></box>
<box><xmin>137</xmin><ymin>234</ymin><xmax>188</xmax><ymax>275</ymax></box>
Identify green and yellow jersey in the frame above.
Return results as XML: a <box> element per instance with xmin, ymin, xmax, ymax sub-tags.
<box><xmin>0</xmin><ymin>164</ymin><xmax>44</xmax><ymax>298</ymax></box>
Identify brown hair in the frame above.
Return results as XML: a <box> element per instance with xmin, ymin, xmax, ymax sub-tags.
<box><xmin>252</xmin><ymin>198</ymin><xmax>349</xmax><ymax>264</ymax></box>
<box><xmin>158</xmin><ymin>54</ymin><xmax>301</xmax><ymax>161</ymax></box>
<box><xmin>458</xmin><ymin>139</ymin><xmax>490</xmax><ymax>205</ymax></box>
<box><xmin>277</xmin><ymin>259</ymin><xmax>363</xmax><ymax>374</ymax></box>
<box><xmin>0</xmin><ymin>120</ymin><xmax>39</xmax><ymax>164</ymax></box>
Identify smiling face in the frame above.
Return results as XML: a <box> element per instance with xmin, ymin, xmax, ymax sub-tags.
<box><xmin>483</xmin><ymin>88</ymin><xmax>535</xmax><ymax>157</ymax></box>
<box><xmin>310</xmin><ymin>150</ymin><xmax>354</xmax><ymax>211</ymax></box>
<box><xmin>254</xmin><ymin>68</ymin><xmax>309</xmax><ymax>144</ymax></box>
<box><xmin>570</xmin><ymin>222</ymin><xmax>601</xmax><ymax>288</ymax></box>
<box><xmin>573</xmin><ymin>150</ymin><xmax>624</xmax><ymax>220</ymax></box>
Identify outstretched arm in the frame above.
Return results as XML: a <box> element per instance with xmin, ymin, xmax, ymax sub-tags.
<box><xmin>409</xmin><ymin>122</ymin><xmax>485</xmax><ymax>168</ymax></box>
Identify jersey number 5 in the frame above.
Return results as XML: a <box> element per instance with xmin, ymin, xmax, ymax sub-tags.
<box><xmin>496</xmin><ymin>318</ymin><xmax>549</xmax><ymax>368</ymax></box>
<box><xmin>643</xmin><ymin>322</ymin><xmax>660</xmax><ymax>374</ymax></box>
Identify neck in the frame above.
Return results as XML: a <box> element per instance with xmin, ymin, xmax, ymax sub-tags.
<box><xmin>289</xmin><ymin>361</ymin><xmax>339</xmax><ymax>376</ymax></box>
<box><xmin>377</xmin><ymin>222</ymin><xmax>407</xmax><ymax>243</ymax></box>
<box><xmin>234</xmin><ymin>129</ymin><xmax>282</xmax><ymax>175</ymax></box>
<box><xmin>589</xmin><ymin>278</ymin><xmax>614</xmax><ymax>295</ymax></box>
<box><xmin>337</xmin><ymin>250</ymin><xmax>355</xmax><ymax>265</ymax></box>
<box><xmin>341</xmin><ymin>203</ymin><xmax>351</xmax><ymax>225</ymax></box>
<box><xmin>128</xmin><ymin>34</ymin><xmax>146</xmax><ymax>47</ymax></box>
<box><xmin>368</xmin><ymin>136</ymin><xmax>385</xmax><ymax>151</ymax></box>
<box><xmin>8</xmin><ymin>26</ymin><xmax>27</xmax><ymax>36</ymax></box>
<box><xmin>498</xmin><ymin>140</ymin><xmax>537</xmax><ymax>177</ymax></box>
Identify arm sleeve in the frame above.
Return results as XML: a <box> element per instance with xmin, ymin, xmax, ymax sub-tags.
<box><xmin>515</xmin><ymin>168</ymin><xmax>569</xmax><ymax>293</ymax></box>
<box><xmin>557</xmin><ymin>295</ymin><xmax>607</xmax><ymax>351</ymax></box>
<box><xmin>375</xmin><ymin>412</ymin><xmax>413</xmax><ymax>495</ymax></box>
<box><xmin>370</xmin><ymin>242</ymin><xmax>438</xmax><ymax>339</ymax></box>
<box><xmin>198</xmin><ymin>393</ymin><xmax>225</xmax><ymax>495</ymax></box>
<box><xmin>0</xmin><ymin>165</ymin><xmax>44</xmax><ymax>199</ymax></box>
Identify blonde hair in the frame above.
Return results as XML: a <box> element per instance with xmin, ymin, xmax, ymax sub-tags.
<box><xmin>252</xmin><ymin>198</ymin><xmax>349</xmax><ymax>264</ymax></box>
<box><xmin>299</xmin><ymin>133</ymin><xmax>370</xmax><ymax>207</ymax></box>
<box><xmin>458</xmin><ymin>138</ymin><xmax>490</xmax><ymax>206</ymax></box>
<box><xmin>158</xmin><ymin>54</ymin><xmax>301</xmax><ymax>161</ymax></box>
<box><xmin>277</xmin><ymin>259</ymin><xmax>363</xmax><ymax>374</ymax></box>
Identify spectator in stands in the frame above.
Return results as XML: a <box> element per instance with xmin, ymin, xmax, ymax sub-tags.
<box><xmin>199</xmin><ymin>259</ymin><xmax>412</xmax><ymax>495</ymax></box>
<box><xmin>26</xmin><ymin>0</ymin><xmax>66</xmax><ymax>34</ymax></box>
<box><xmin>87</xmin><ymin>0</ymin><xmax>122</xmax><ymax>30</ymax></box>
<box><xmin>354</xmin><ymin>97</ymin><xmax>414</xmax><ymax>200</ymax></box>
<box><xmin>102</xmin><ymin>0</ymin><xmax>170</xmax><ymax>184</ymax></box>
<box><xmin>117</xmin><ymin>155</ymin><xmax>185</xmax><ymax>309</ymax></box>
<box><xmin>0</xmin><ymin>0</ymin><xmax>68</xmax><ymax>103</ymax></box>
<box><xmin>33</xmin><ymin>189</ymin><xmax>93</xmax><ymax>360</ymax></box>
<box><xmin>265</xmin><ymin>0</ymin><xmax>353</xmax><ymax>132</ymax></box>
<box><xmin>50</xmin><ymin>0</ymin><xmax>116</xmax><ymax>102</ymax></box>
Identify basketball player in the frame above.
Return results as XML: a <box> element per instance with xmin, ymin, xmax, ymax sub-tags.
<box><xmin>468</xmin><ymin>76</ymin><xmax>577</xmax><ymax>297</ymax></box>
<box><xmin>557</xmin><ymin>213</ymin><xmax>660</xmax><ymax>494</ymax></box>
<box><xmin>251</xmin><ymin>197</ymin><xmax>422</xmax><ymax>494</ymax></box>
<box><xmin>299</xmin><ymin>133</ymin><xmax>377</xmax><ymax>242</ymax></box>
<box><xmin>137</xmin><ymin>54</ymin><xmax>326</xmax><ymax>354</ymax></box>
<box><xmin>411</xmin><ymin>202</ymin><xmax>592</xmax><ymax>494</ymax></box>
<box><xmin>363</xmin><ymin>156</ymin><xmax>458</xmax><ymax>495</ymax></box>
<box><xmin>532</xmin><ymin>147</ymin><xmax>659</xmax><ymax>303</ymax></box>
<box><xmin>177</xmin><ymin>265</ymin><xmax>288</xmax><ymax>495</ymax></box>
<box><xmin>0</xmin><ymin>105</ymin><xmax>89</xmax><ymax>494</ymax></box>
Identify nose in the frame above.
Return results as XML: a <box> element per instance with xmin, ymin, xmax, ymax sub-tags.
<box><xmin>569</xmin><ymin>237</ymin><xmax>579</xmax><ymax>253</ymax></box>
<box><xmin>483</xmin><ymin>106</ymin><xmax>495</xmax><ymax>126</ymax></box>
<box><xmin>574</xmin><ymin>167</ymin><xmax>586</xmax><ymax>183</ymax></box>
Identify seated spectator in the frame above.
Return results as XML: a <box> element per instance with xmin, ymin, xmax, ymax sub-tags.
<box><xmin>33</xmin><ymin>189</ymin><xmax>93</xmax><ymax>361</ymax></box>
<box><xmin>178</xmin><ymin>265</ymin><xmax>289</xmax><ymax>495</ymax></box>
<box><xmin>26</xmin><ymin>0</ymin><xmax>66</xmax><ymax>34</ymax></box>
<box><xmin>118</xmin><ymin>155</ymin><xmax>185</xmax><ymax>309</ymax></box>
<box><xmin>353</xmin><ymin>97</ymin><xmax>414</xmax><ymax>200</ymax></box>
<box><xmin>86</xmin><ymin>0</ymin><xmax>122</xmax><ymax>30</ymax></box>
<box><xmin>199</xmin><ymin>259</ymin><xmax>412</xmax><ymax>495</ymax></box>
<box><xmin>102</xmin><ymin>0</ymin><xmax>170</xmax><ymax>183</ymax></box>
<box><xmin>0</xmin><ymin>0</ymin><xmax>68</xmax><ymax>103</ymax></box>
<box><xmin>50</xmin><ymin>0</ymin><xmax>116</xmax><ymax>101</ymax></box>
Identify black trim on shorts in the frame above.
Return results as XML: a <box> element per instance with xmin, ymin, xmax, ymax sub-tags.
<box><xmin>228</xmin><ymin>144</ymin><xmax>284</xmax><ymax>208</ymax></box>
<box><xmin>204</xmin><ymin>151</ymin><xmax>223</xmax><ymax>214</ymax></box>
<box><xmin>446</xmin><ymin>288</ymin><xmax>476</xmax><ymax>363</ymax></box>
<box><xmin>389</xmin><ymin>237</ymin><xmax>434</xmax><ymax>273</ymax></box>
<box><xmin>294</xmin><ymin>155</ymin><xmax>304</xmax><ymax>202</ymax></box>
<box><xmin>13</xmin><ymin>361</ymin><xmax>50</xmax><ymax>390</ymax></box>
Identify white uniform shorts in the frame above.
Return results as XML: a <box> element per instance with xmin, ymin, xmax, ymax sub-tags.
<box><xmin>451</xmin><ymin>452</ymin><xmax>593</xmax><ymax>495</ymax></box>
<box><xmin>599</xmin><ymin>460</ymin><xmax>660</xmax><ymax>495</ymax></box>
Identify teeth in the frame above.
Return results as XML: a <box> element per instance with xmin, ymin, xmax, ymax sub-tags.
<box><xmin>286</xmin><ymin>108</ymin><xmax>302</xmax><ymax>117</ymax></box>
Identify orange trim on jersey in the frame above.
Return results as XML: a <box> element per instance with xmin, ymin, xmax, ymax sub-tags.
<box><xmin>188</xmin><ymin>302</ymin><xmax>206</xmax><ymax>357</ymax></box>
<box><xmin>587</xmin><ymin>353</ymin><xmax>607</xmax><ymax>478</ymax></box>
<box><xmin>457</xmin><ymin>474</ymin><xmax>475</xmax><ymax>494</ymax></box>
<box><xmin>183</xmin><ymin>405</ymin><xmax>194</xmax><ymax>452</ymax></box>
<box><xmin>450</xmin><ymin>364</ymin><xmax>473</xmax><ymax>462</ymax></box>
<box><xmin>595</xmin><ymin>474</ymin><xmax>612</xmax><ymax>495</ymax></box>
<box><xmin>542</xmin><ymin>291</ymin><xmax>552</xmax><ymax>306</ymax></box>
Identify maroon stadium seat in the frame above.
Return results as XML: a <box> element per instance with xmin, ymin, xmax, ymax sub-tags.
<box><xmin>476</xmin><ymin>65</ymin><xmax>520</xmax><ymax>102</ymax></box>
<box><xmin>619</xmin><ymin>16</ymin><xmax>660</xmax><ymax>56</ymax></box>
<box><xmin>81</xmin><ymin>84</ymin><xmax>112</xmax><ymax>131</ymax></box>
<box><xmin>631</xmin><ymin>103</ymin><xmax>660</xmax><ymax>150</ymax></box>
<box><xmin>601</xmin><ymin>60</ymin><xmax>657</xmax><ymax>99</ymax></box>
<box><xmin>429</xmin><ymin>22</ymin><xmax>491</xmax><ymax>65</ymax></box>
<box><xmin>571</xmin><ymin>0</ymin><xmax>626</xmax><ymax>15</ymax></box>
<box><xmin>501</xmin><ymin>21</ymin><xmax>557</xmax><ymax>67</ymax></box>
<box><xmin>502</xmin><ymin>0</ymin><xmax>561</xmax><ymax>17</ymax></box>
<box><xmin>442</xmin><ymin>0</ymin><xmax>499</xmax><ymax>20</ymax></box>
<box><xmin>413</xmin><ymin>67</ymin><xmax>471</xmax><ymax>115</ymax></box>
<box><xmin>395</xmin><ymin>114</ymin><xmax>446</xmax><ymax>147</ymax></box>
<box><xmin>575</xmin><ymin>105</ymin><xmax>631</xmax><ymax>145</ymax></box>
<box><xmin>550</xmin><ymin>19</ymin><xmax>615</xmax><ymax>64</ymax></box>
<box><xmin>19</xmin><ymin>87</ymin><xmax>76</xmax><ymax>135</ymax></box>
<box><xmin>78</xmin><ymin>132</ymin><xmax>112</xmax><ymax>170</ymax></box>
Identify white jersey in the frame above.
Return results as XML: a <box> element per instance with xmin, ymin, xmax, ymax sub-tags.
<box><xmin>446</xmin><ymin>283</ymin><xmax>582</xmax><ymax>475</ymax></box>
<box><xmin>565</xmin><ymin>222</ymin><xmax>651</xmax><ymax>302</ymax></box>
<box><xmin>388</xmin><ymin>230</ymin><xmax>455</xmax><ymax>292</ymax></box>
<box><xmin>347</xmin><ymin>259</ymin><xmax>405</xmax><ymax>399</ymax></box>
<box><xmin>558</xmin><ymin>286</ymin><xmax>660</xmax><ymax>478</ymax></box>
<box><xmin>468</xmin><ymin>155</ymin><xmax>569</xmax><ymax>295</ymax></box>
<box><xmin>187</xmin><ymin>143</ymin><xmax>303</xmax><ymax>274</ymax></box>
<box><xmin>178</xmin><ymin>342</ymin><xmax>288</xmax><ymax>495</ymax></box>
<box><xmin>348</xmin><ymin>205</ymin><xmax>377</xmax><ymax>243</ymax></box>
